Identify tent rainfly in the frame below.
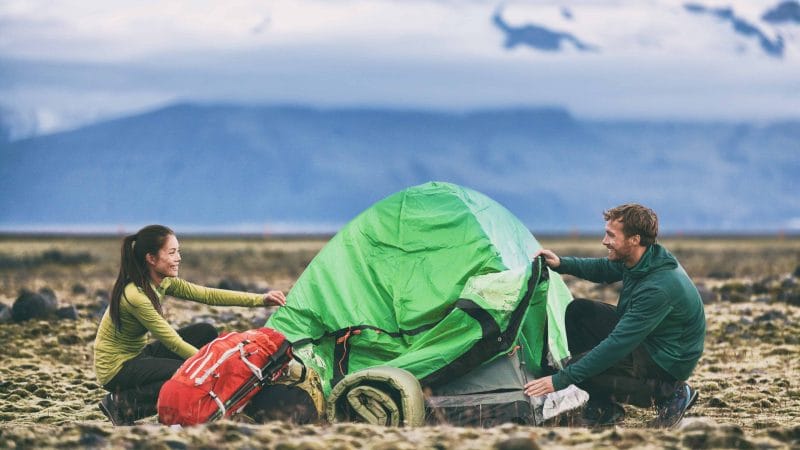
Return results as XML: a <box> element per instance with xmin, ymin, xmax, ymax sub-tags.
<box><xmin>267</xmin><ymin>181</ymin><xmax>577</xmax><ymax>426</ymax></box>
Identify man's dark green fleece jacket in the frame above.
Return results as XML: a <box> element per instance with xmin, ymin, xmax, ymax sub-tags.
<box><xmin>550</xmin><ymin>243</ymin><xmax>706</xmax><ymax>391</ymax></box>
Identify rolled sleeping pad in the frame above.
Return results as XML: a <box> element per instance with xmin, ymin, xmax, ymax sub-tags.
<box><xmin>327</xmin><ymin>366</ymin><xmax>425</xmax><ymax>427</ymax></box>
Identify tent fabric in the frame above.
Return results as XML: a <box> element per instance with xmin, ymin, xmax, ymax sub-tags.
<box><xmin>424</xmin><ymin>352</ymin><xmax>537</xmax><ymax>426</ymax></box>
<box><xmin>266</xmin><ymin>182</ymin><xmax>574</xmax><ymax>400</ymax></box>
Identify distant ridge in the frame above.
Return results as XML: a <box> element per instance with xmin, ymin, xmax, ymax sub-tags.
<box><xmin>1</xmin><ymin>103</ymin><xmax>798</xmax><ymax>233</ymax></box>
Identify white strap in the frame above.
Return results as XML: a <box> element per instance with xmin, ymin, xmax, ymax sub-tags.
<box><xmin>208</xmin><ymin>390</ymin><xmax>227</xmax><ymax>417</ymax></box>
<box><xmin>239</xmin><ymin>347</ymin><xmax>263</xmax><ymax>380</ymax></box>
<box><xmin>188</xmin><ymin>352</ymin><xmax>214</xmax><ymax>381</ymax></box>
<box><xmin>184</xmin><ymin>334</ymin><xmax>232</xmax><ymax>376</ymax></box>
<box><xmin>195</xmin><ymin>342</ymin><xmax>245</xmax><ymax>385</ymax></box>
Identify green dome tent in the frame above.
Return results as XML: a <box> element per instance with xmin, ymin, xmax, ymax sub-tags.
<box><xmin>267</xmin><ymin>182</ymin><xmax>574</xmax><ymax>426</ymax></box>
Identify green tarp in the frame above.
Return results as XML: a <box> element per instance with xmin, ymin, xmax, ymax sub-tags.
<box><xmin>267</xmin><ymin>182</ymin><xmax>573</xmax><ymax>396</ymax></box>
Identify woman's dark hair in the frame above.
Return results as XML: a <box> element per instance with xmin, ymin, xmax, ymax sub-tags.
<box><xmin>109</xmin><ymin>225</ymin><xmax>174</xmax><ymax>330</ymax></box>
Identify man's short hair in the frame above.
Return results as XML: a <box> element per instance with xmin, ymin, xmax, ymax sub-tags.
<box><xmin>603</xmin><ymin>203</ymin><xmax>658</xmax><ymax>246</ymax></box>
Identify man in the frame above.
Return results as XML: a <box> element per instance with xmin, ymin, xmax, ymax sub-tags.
<box><xmin>524</xmin><ymin>203</ymin><xmax>705</xmax><ymax>428</ymax></box>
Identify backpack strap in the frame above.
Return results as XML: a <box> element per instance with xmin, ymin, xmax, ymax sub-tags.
<box><xmin>287</xmin><ymin>351</ymin><xmax>307</xmax><ymax>386</ymax></box>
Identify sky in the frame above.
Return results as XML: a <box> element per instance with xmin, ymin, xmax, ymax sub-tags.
<box><xmin>1</xmin><ymin>0</ymin><xmax>799</xmax><ymax>138</ymax></box>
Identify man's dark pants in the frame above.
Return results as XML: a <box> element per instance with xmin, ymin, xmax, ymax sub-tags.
<box><xmin>565</xmin><ymin>299</ymin><xmax>680</xmax><ymax>407</ymax></box>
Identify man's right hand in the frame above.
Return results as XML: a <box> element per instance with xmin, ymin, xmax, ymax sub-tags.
<box><xmin>534</xmin><ymin>249</ymin><xmax>561</xmax><ymax>268</ymax></box>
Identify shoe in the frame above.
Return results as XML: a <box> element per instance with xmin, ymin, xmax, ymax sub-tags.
<box><xmin>99</xmin><ymin>394</ymin><xmax>133</xmax><ymax>426</ymax></box>
<box><xmin>577</xmin><ymin>399</ymin><xmax>625</xmax><ymax>428</ymax></box>
<box><xmin>650</xmin><ymin>383</ymin><xmax>698</xmax><ymax>428</ymax></box>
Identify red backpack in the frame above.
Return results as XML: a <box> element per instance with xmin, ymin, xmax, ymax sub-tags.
<box><xmin>157</xmin><ymin>327</ymin><xmax>296</xmax><ymax>426</ymax></box>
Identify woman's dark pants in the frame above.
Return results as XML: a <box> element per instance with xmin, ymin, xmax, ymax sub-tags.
<box><xmin>102</xmin><ymin>322</ymin><xmax>218</xmax><ymax>422</ymax></box>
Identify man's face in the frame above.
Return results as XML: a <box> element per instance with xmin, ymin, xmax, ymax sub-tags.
<box><xmin>602</xmin><ymin>219</ymin><xmax>638</xmax><ymax>262</ymax></box>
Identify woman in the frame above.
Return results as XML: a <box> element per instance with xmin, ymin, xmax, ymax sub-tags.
<box><xmin>94</xmin><ymin>225</ymin><xmax>286</xmax><ymax>425</ymax></box>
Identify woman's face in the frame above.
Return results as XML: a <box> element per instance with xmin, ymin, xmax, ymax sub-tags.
<box><xmin>147</xmin><ymin>234</ymin><xmax>181</xmax><ymax>281</ymax></box>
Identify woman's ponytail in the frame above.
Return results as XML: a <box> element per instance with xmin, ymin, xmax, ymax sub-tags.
<box><xmin>108</xmin><ymin>226</ymin><xmax>173</xmax><ymax>330</ymax></box>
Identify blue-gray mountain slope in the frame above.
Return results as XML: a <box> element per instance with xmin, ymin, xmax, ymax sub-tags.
<box><xmin>1</xmin><ymin>104</ymin><xmax>798</xmax><ymax>233</ymax></box>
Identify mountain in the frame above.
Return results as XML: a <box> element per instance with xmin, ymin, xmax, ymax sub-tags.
<box><xmin>1</xmin><ymin>103</ymin><xmax>798</xmax><ymax>234</ymax></box>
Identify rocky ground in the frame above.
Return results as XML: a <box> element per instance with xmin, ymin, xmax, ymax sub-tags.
<box><xmin>0</xmin><ymin>235</ymin><xmax>798</xmax><ymax>449</ymax></box>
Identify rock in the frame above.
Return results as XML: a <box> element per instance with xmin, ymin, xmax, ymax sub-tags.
<box><xmin>251</xmin><ymin>313</ymin><xmax>272</xmax><ymax>328</ymax></box>
<box><xmin>752</xmin><ymin>295</ymin><xmax>771</xmax><ymax>304</ymax></box>
<box><xmin>495</xmin><ymin>437</ymin><xmax>541</xmax><ymax>450</ymax></box>
<box><xmin>754</xmin><ymin>310</ymin><xmax>787</xmax><ymax>323</ymax></box>
<box><xmin>780</xmin><ymin>277</ymin><xmax>798</xmax><ymax>289</ymax></box>
<box><xmin>766</xmin><ymin>425</ymin><xmax>800</xmax><ymax>443</ymax></box>
<box><xmin>217</xmin><ymin>311</ymin><xmax>239</xmax><ymax>323</ymax></box>
<box><xmin>38</xmin><ymin>287</ymin><xmax>57</xmax><ymax>303</ymax></box>
<box><xmin>58</xmin><ymin>333</ymin><xmax>81</xmax><ymax>345</ymax></box>
<box><xmin>56</xmin><ymin>305</ymin><xmax>79</xmax><ymax>320</ymax></box>
<box><xmin>680</xmin><ymin>417</ymin><xmax>718</xmax><ymax>431</ymax></box>
<box><xmin>12</xmin><ymin>289</ymin><xmax>58</xmax><ymax>322</ymax></box>
<box><xmin>706</xmin><ymin>397</ymin><xmax>729</xmax><ymax>408</ymax></box>
<box><xmin>89</xmin><ymin>298</ymin><xmax>109</xmax><ymax>320</ymax></box>
<box><xmin>723</xmin><ymin>323</ymin><xmax>740</xmax><ymax>335</ymax></box>
<box><xmin>696</xmin><ymin>284</ymin><xmax>718</xmax><ymax>304</ymax></box>
<box><xmin>0</xmin><ymin>303</ymin><xmax>12</xmax><ymax>324</ymax></box>
<box><xmin>76</xmin><ymin>424</ymin><xmax>110</xmax><ymax>448</ymax></box>
<box><xmin>218</xmin><ymin>278</ymin><xmax>250</xmax><ymax>292</ymax></box>
<box><xmin>777</xmin><ymin>290</ymin><xmax>800</xmax><ymax>306</ymax></box>
<box><xmin>751</xmin><ymin>281</ymin><xmax>769</xmax><ymax>295</ymax></box>
<box><xmin>71</xmin><ymin>283</ymin><xmax>88</xmax><ymax>295</ymax></box>
<box><xmin>716</xmin><ymin>282</ymin><xmax>752</xmax><ymax>303</ymax></box>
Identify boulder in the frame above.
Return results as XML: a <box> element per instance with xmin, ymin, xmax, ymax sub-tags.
<box><xmin>695</xmin><ymin>283</ymin><xmax>718</xmax><ymax>304</ymax></box>
<box><xmin>217</xmin><ymin>278</ymin><xmax>250</xmax><ymax>292</ymax></box>
<box><xmin>56</xmin><ymin>305</ymin><xmax>79</xmax><ymax>320</ymax></box>
<box><xmin>71</xmin><ymin>283</ymin><xmax>88</xmax><ymax>295</ymax></box>
<box><xmin>12</xmin><ymin>289</ymin><xmax>58</xmax><ymax>322</ymax></box>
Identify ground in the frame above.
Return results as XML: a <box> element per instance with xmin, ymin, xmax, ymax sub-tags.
<box><xmin>0</xmin><ymin>235</ymin><xmax>798</xmax><ymax>449</ymax></box>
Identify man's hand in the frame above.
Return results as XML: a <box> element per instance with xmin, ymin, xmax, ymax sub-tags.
<box><xmin>534</xmin><ymin>249</ymin><xmax>561</xmax><ymax>269</ymax></box>
<box><xmin>524</xmin><ymin>375</ymin><xmax>555</xmax><ymax>397</ymax></box>
<box><xmin>262</xmin><ymin>290</ymin><xmax>286</xmax><ymax>307</ymax></box>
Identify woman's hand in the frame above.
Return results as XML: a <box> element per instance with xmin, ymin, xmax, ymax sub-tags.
<box><xmin>262</xmin><ymin>290</ymin><xmax>286</xmax><ymax>307</ymax></box>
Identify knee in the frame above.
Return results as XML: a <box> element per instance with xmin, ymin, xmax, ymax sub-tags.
<box><xmin>566</xmin><ymin>298</ymin><xmax>596</xmax><ymax>321</ymax></box>
<box><xmin>188</xmin><ymin>322</ymin><xmax>218</xmax><ymax>345</ymax></box>
<box><xmin>198</xmin><ymin>322</ymin><xmax>218</xmax><ymax>341</ymax></box>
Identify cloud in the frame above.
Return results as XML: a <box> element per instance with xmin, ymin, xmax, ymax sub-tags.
<box><xmin>684</xmin><ymin>3</ymin><xmax>785</xmax><ymax>57</ymax></box>
<box><xmin>1</xmin><ymin>0</ymin><xmax>799</xmax><ymax>138</ymax></box>
<box><xmin>787</xmin><ymin>218</ymin><xmax>800</xmax><ymax>230</ymax></box>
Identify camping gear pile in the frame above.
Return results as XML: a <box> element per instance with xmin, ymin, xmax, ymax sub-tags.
<box><xmin>266</xmin><ymin>182</ymin><xmax>578</xmax><ymax>426</ymax></box>
<box><xmin>157</xmin><ymin>328</ymin><xmax>296</xmax><ymax>426</ymax></box>
<box><xmin>156</xmin><ymin>182</ymin><xmax>581</xmax><ymax>427</ymax></box>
